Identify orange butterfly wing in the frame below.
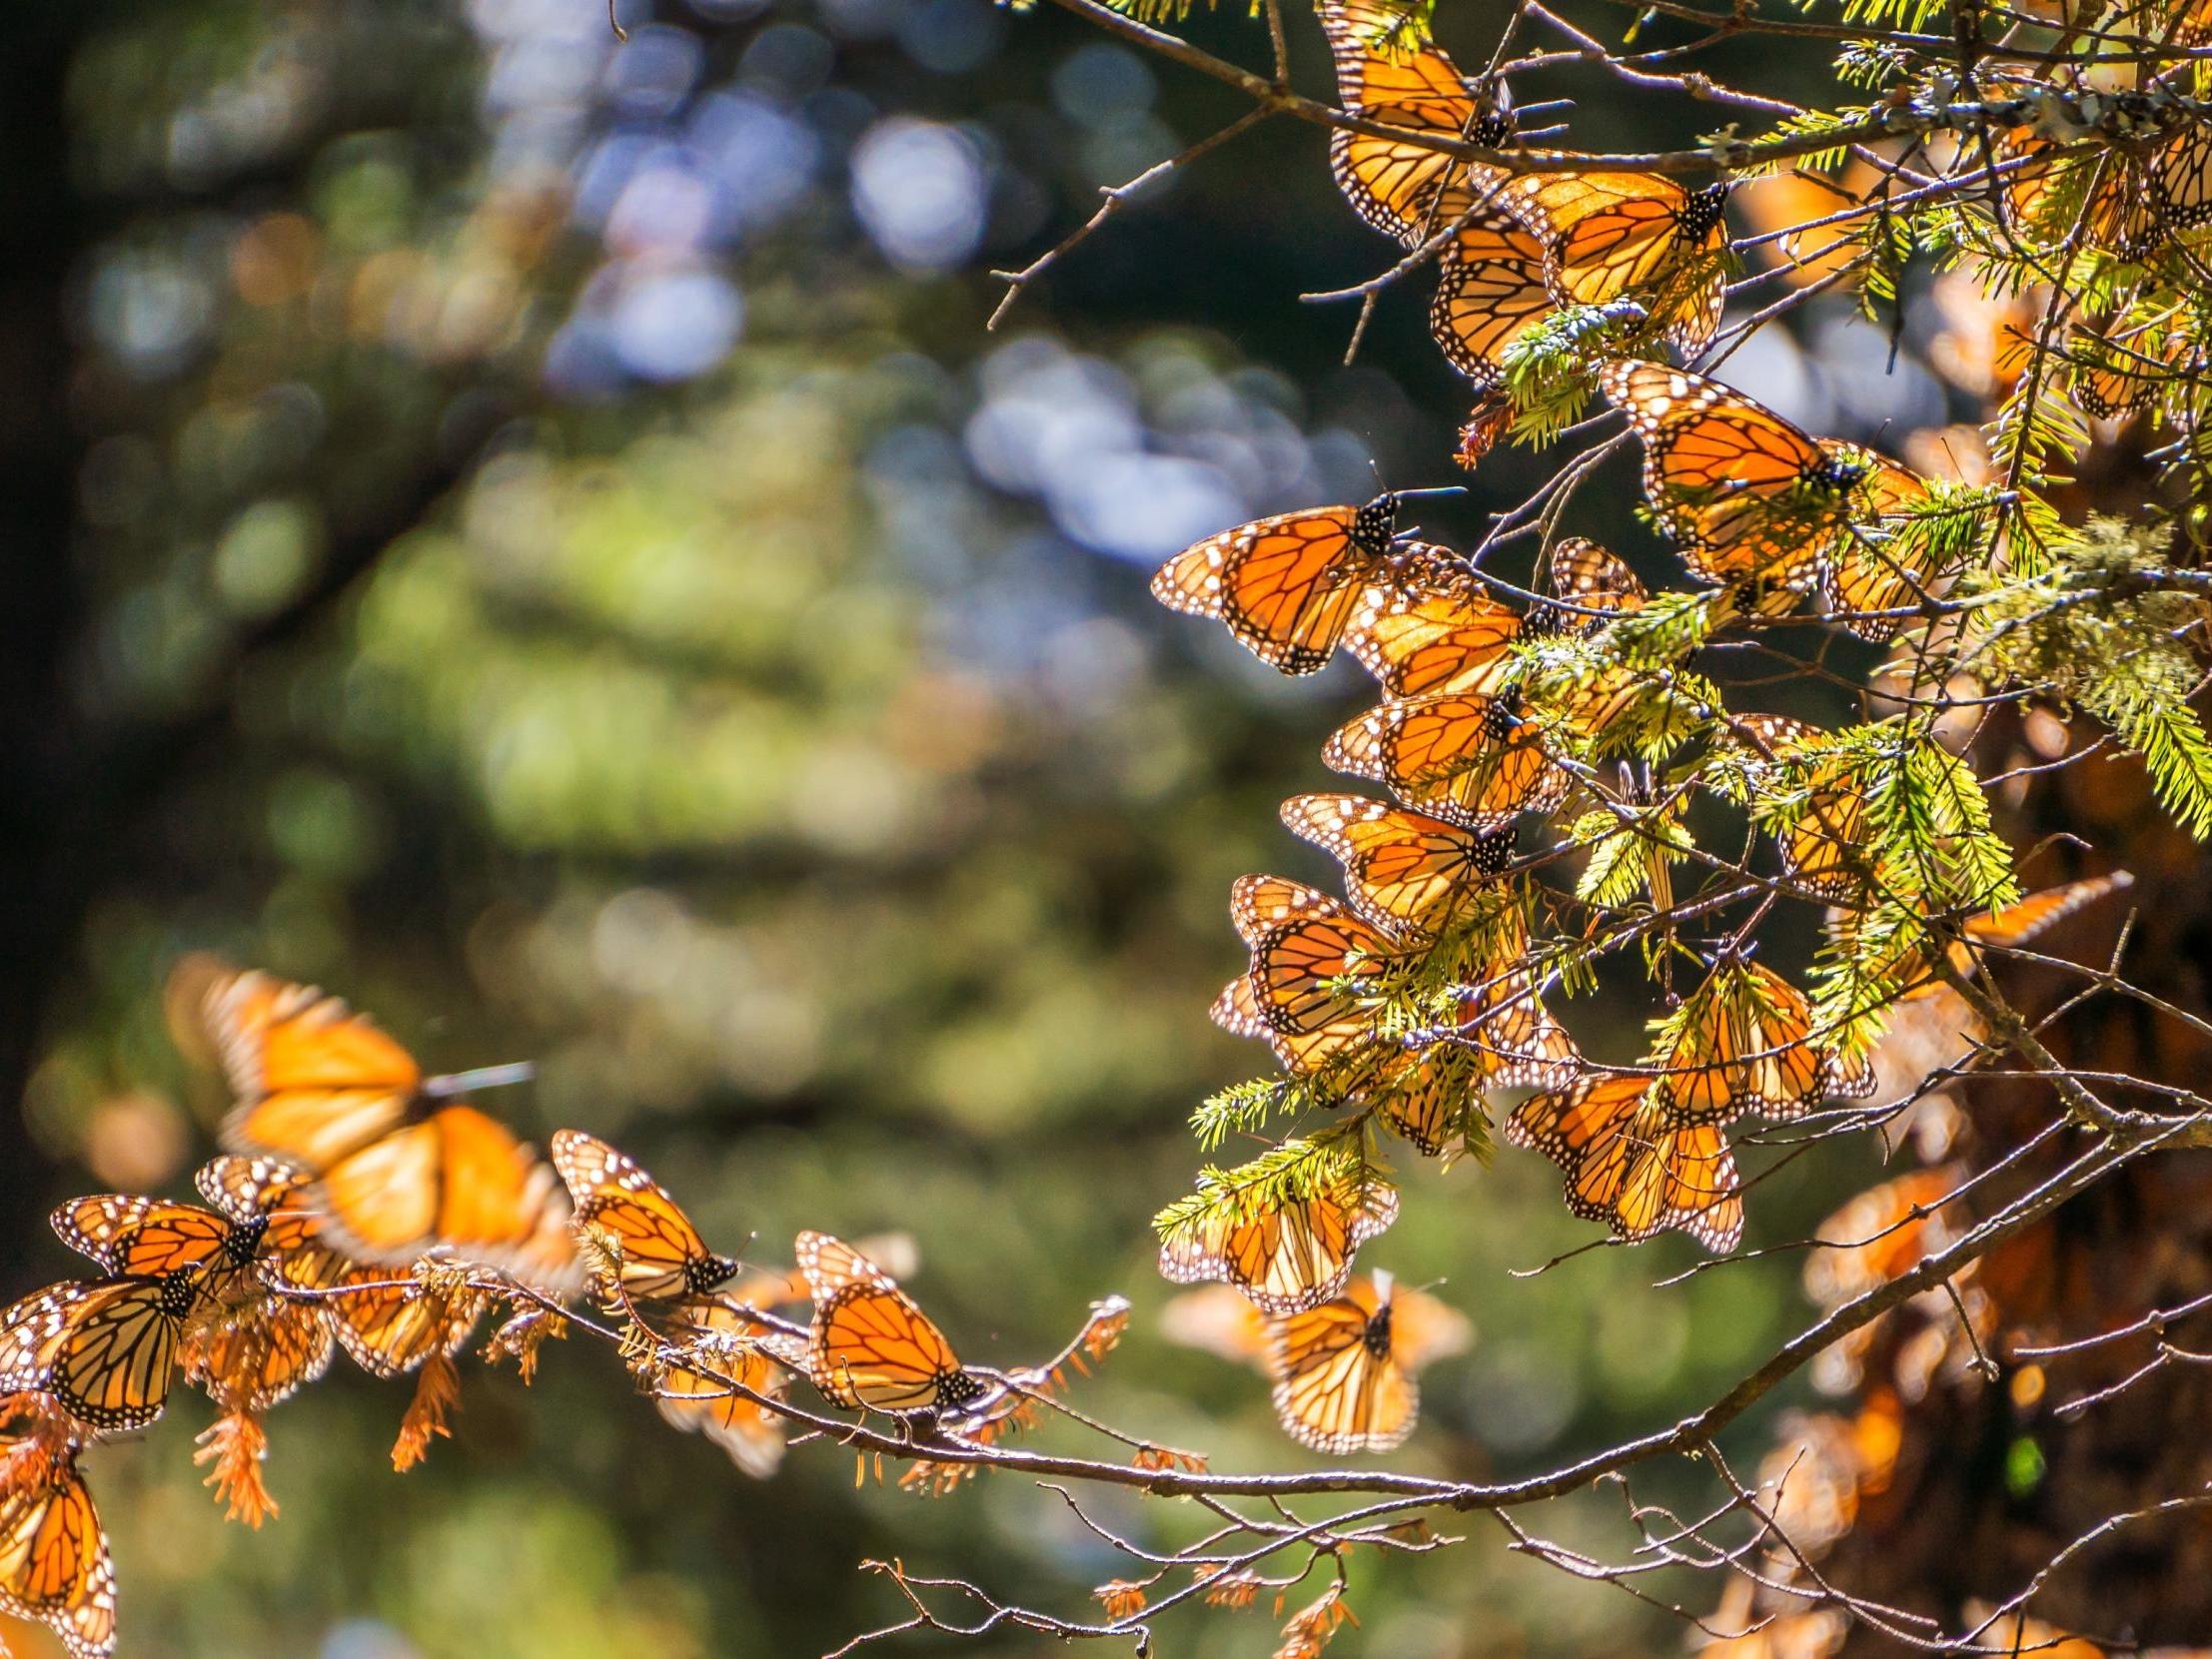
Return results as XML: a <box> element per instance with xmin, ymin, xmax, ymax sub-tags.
<box><xmin>1158</xmin><ymin>1178</ymin><xmax>1399</xmax><ymax>1315</ymax></box>
<box><xmin>50</xmin><ymin>1198</ymin><xmax>241</xmax><ymax>1284</ymax></box>
<box><xmin>205</xmin><ymin>969</ymin><xmax>422</xmax><ymax>1168</ymax></box>
<box><xmin>1152</xmin><ymin>502</ymin><xmax>1392</xmax><ymax>674</ymax></box>
<box><xmin>1510</xmin><ymin>173</ymin><xmax>1729</xmax><ymax>351</ymax></box>
<box><xmin>1542</xmin><ymin>536</ymin><xmax>1649</xmax><ymax>633</ymax></box>
<box><xmin>1320</xmin><ymin>0</ymin><xmax>1506</xmax><ymax>243</ymax></box>
<box><xmin>1345</xmin><ymin>568</ymin><xmax>1523</xmax><ymax>700</ymax></box>
<box><xmin>1266</xmin><ymin>1287</ymin><xmax>1416</xmax><ymax>1454</ymax></box>
<box><xmin>204</xmin><ymin>968</ymin><xmax>574</xmax><ymax>1286</ymax></box>
<box><xmin>1821</xmin><ymin>446</ymin><xmax>1939</xmax><ymax>639</ymax></box>
<box><xmin>1660</xmin><ymin>962</ymin><xmax>1834</xmax><ymax>1124</ymax></box>
<box><xmin>326</xmin><ymin>1268</ymin><xmax>483</xmax><ymax>1379</ymax></box>
<box><xmin>1279</xmin><ymin>793</ymin><xmax>1513</xmax><ymax>934</ymax></box>
<box><xmin>656</xmin><ymin>1294</ymin><xmax>793</xmax><ymax>1479</ymax></box>
<box><xmin>0</xmin><ymin>1443</ymin><xmax>115</xmax><ymax>1659</ymax></box>
<box><xmin>1599</xmin><ymin>359</ymin><xmax>1847</xmax><ymax>592</ymax></box>
<box><xmin>796</xmin><ymin>1232</ymin><xmax>980</xmax><ymax>1414</ymax></box>
<box><xmin>181</xmin><ymin>1297</ymin><xmax>337</xmax><ymax>1413</ymax></box>
<box><xmin>0</xmin><ymin>1278</ymin><xmax>193</xmax><ymax>1435</ymax></box>
<box><xmin>1324</xmin><ymin>691</ymin><xmax>1566</xmax><ymax>829</ymax></box>
<box><xmin>1230</xmin><ymin>875</ymin><xmax>1399</xmax><ymax>1037</ymax></box>
<box><xmin>552</xmin><ymin>1130</ymin><xmax>735</xmax><ymax>1302</ymax></box>
<box><xmin>1429</xmin><ymin>214</ymin><xmax>1555</xmax><ymax>392</ymax></box>
<box><xmin>312</xmin><ymin>1103</ymin><xmax>573</xmax><ymax>1284</ymax></box>
<box><xmin>1509</xmin><ymin>1075</ymin><xmax>1743</xmax><ymax>1251</ymax></box>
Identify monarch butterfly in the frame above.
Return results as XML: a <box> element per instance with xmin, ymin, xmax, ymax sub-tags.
<box><xmin>1600</xmin><ymin>359</ymin><xmax>1925</xmax><ymax>603</ymax></box>
<box><xmin>1356</xmin><ymin>1045</ymin><xmax>1483</xmax><ymax>1158</ymax></box>
<box><xmin>1802</xmin><ymin>1166</ymin><xmax>1964</xmax><ymax>1311</ymax></box>
<box><xmin>550</xmin><ymin>1131</ymin><xmax>739</xmax><ymax>1302</ymax></box>
<box><xmin>0</xmin><ymin>1276</ymin><xmax>199</xmax><ymax>1435</ymax></box>
<box><xmin>1324</xmin><ymin>690</ymin><xmax>1568</xmax><ymax>830</ymax></box>
<box><xmin>1267</xmin><ymin>1271</ymin><xmax>1451</xmax><ymax>1454</ymax></box>
<box><xmin>1318</xmin><ymin>0</ymin><xmax>1512</xmax><ymax>246</ymax></box>
<box><xmin>2150</xmin><ymin>121</ymin><xmax>2212</xmax><ymax>234</ymax></box>
<box><xmin>1723</xmin><ymin>713</ymin><xmax>1870</xmax><ymax>898</ymax></box>
<box><xmin>1508</xmin><ymin>1073</ymin><xmax>1744</xmax><ymax>1251</ymax></box>
<box><xmin>1344</xmin><ymin>562</ymin><xmax>1523</xmax><ymax>700</ymax></box>
<box><xmin>50</xmin><ymin>1195</ymin><xmax>266</xmax><ymax>1306</ymax></box>
<box><xmin>1211</xmin><ymin>973</ymin><xmax>1394</xmax><ymax>1087</ymax></box>
<box><xmin>2067</xmin><ymin>310</ymin><xmax>2174</xmax><ymax>420</ymax></box>
<box><xmin>179</xmin><ymin>1297</ymin><xmax>337</xmax><ymax>1414</ymax></box>
<box><xmin>1506</xmin><ymin>172</ymin><xmax>1730</xmax><ymax>352</ymax></box>
<box><xmin>1279</xmin><ymin>793</ymin><xmax>1514</xmax><ymax>934</ymax></box>
<box><xmin>1428</xmin><ymin>213</ymin><xmax>1556</xmax><ymax>396</ymax></box>
<box><xmin>193</xmin><ymin>1156</ymin><xmax>340</xmax><ymax>1280</ymax></box>
<box><xmin>193</xmin><ymin>964</ymin><xmax>576</xmax><ymax>1287</ymax></box>
<box><xmin>1538</xmin><ymin>536</ymin><xmax>1649</xmax><ymax>634</ymax></box>
<box><xmin>654</xmin><ymin>1295</ymin><xmax>794</xmax><ymax>1479</ymax></box>
<box><xmin>1158</xmin><ymin>1172</ymin><xmax>1400</xmax><ymax>1314</ymax></box>
<box><xmin>0</xmin><ymin>1438</ymin><xmax>114</xmax><ymax>1659</ymax></box>
<box><xmin>1903</xmin><ymin>874</ymin><xmax>2135</xmax><ymax>999</ymax></box>
<box><xmin>324</xmin><ymin>1268</ymin><xmax>486</xmax><ymax>1381</ymax></box>
<box><xmin>1229</xmin><ymin>874</ymin><xmax>1404</xmax><ymax>1037</ymax></box>
<box><xmin>1163</xmin><ymin>1271</ymin><xmax>1469</xmax><ymax>1365</ymax></box>
<box><xmin>1150</xmin><ymin>496</ymin><xmax>1458</xmax><ymax>675</ymax></box>
<box><xmin>1455</xmin><ymin>968</ymin><xmax>1582</xmax><ymax>1092</ymax></box>
<box><xmin>1658</xmin><ymin>959</ymin><xmax>1869</xmax><ymax>1124</ymax></box>
<box><xmin>1818</xmin><ymin>448</ymin><xmax>1943</xmax><ymax>641</ymax></box>
<box><xmin>795</xmin><ymin>1232</ymin><xmax>991</xmax><ymax>1415</ymax></box>
<box><xmin>192</xmin><ymin>1154</ymin><xmax>479</xmax><ymax>1380</ymax></box>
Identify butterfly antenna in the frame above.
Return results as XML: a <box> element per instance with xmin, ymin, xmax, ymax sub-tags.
<box><xmin>422</xmin><ymin>1060</ymin><xmax>537</xmax><ymax>1098</ymax></box>
<box><xmin>1391</xmin><ymin>485</ymin><xmax>1469</xmax><ymax>502</ymax></box>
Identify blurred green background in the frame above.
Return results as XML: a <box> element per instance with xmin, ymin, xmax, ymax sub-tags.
<box><xmin>0</xmin><ymin>0</ymin><xmax>1949</xmax><ymax>1653</ymax></box>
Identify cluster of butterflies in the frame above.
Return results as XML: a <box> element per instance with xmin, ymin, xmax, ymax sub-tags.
<box><xmin>0</xmin><ymin>964</ymin><xmax>1117</xmax><ymax>1659</ymax></box>
<box><xmin>1149</xmin><ymin>396</ymin><xmax>2125</xmax><ymax>1436</ymax></box>
<box><xmin>1325</xmin><ymin>0</ymin><xmax>2212</xmax><ymax>449</ymax></box>
<box><xmin>1981</xmin><ymin>39</ymin><xmax>2212</xmax><ymax>425</ymax></box>
<box><xmin>1320</xmin><ymin>0</ymin><xmax>1731</xmax><ymax>458</ymax></box>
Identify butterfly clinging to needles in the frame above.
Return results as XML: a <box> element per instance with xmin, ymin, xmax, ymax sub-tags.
<box><xmin>1599</xmin><ymin>360</ymin><xmax>1935</xmax><ymax>625</ymax></box>
<box><xmin>1508</xmin><ymin>172</ymin><xmax>1731</xmax><ymax>353</ymax></box>
<box><xmin>1158</xmin><ymin>1170</ymin><xmax>1400</xmax><ymax>1315</ymax></box>
<box><xmin>1318</xmin><ymin>0</ymin><xmax>1513</xmax><ymax>247</ymax></box>
<box><xmin>1508</xmin><ymin>1073</ymin><xmax>1744</xmax><ymax>1252</ymax></box>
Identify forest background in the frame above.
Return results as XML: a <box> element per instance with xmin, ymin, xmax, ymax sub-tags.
<box><xmin>0</xmin><ymin>0</ymin><xmax>2137</xmax><ymax>1654</ymax></box>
